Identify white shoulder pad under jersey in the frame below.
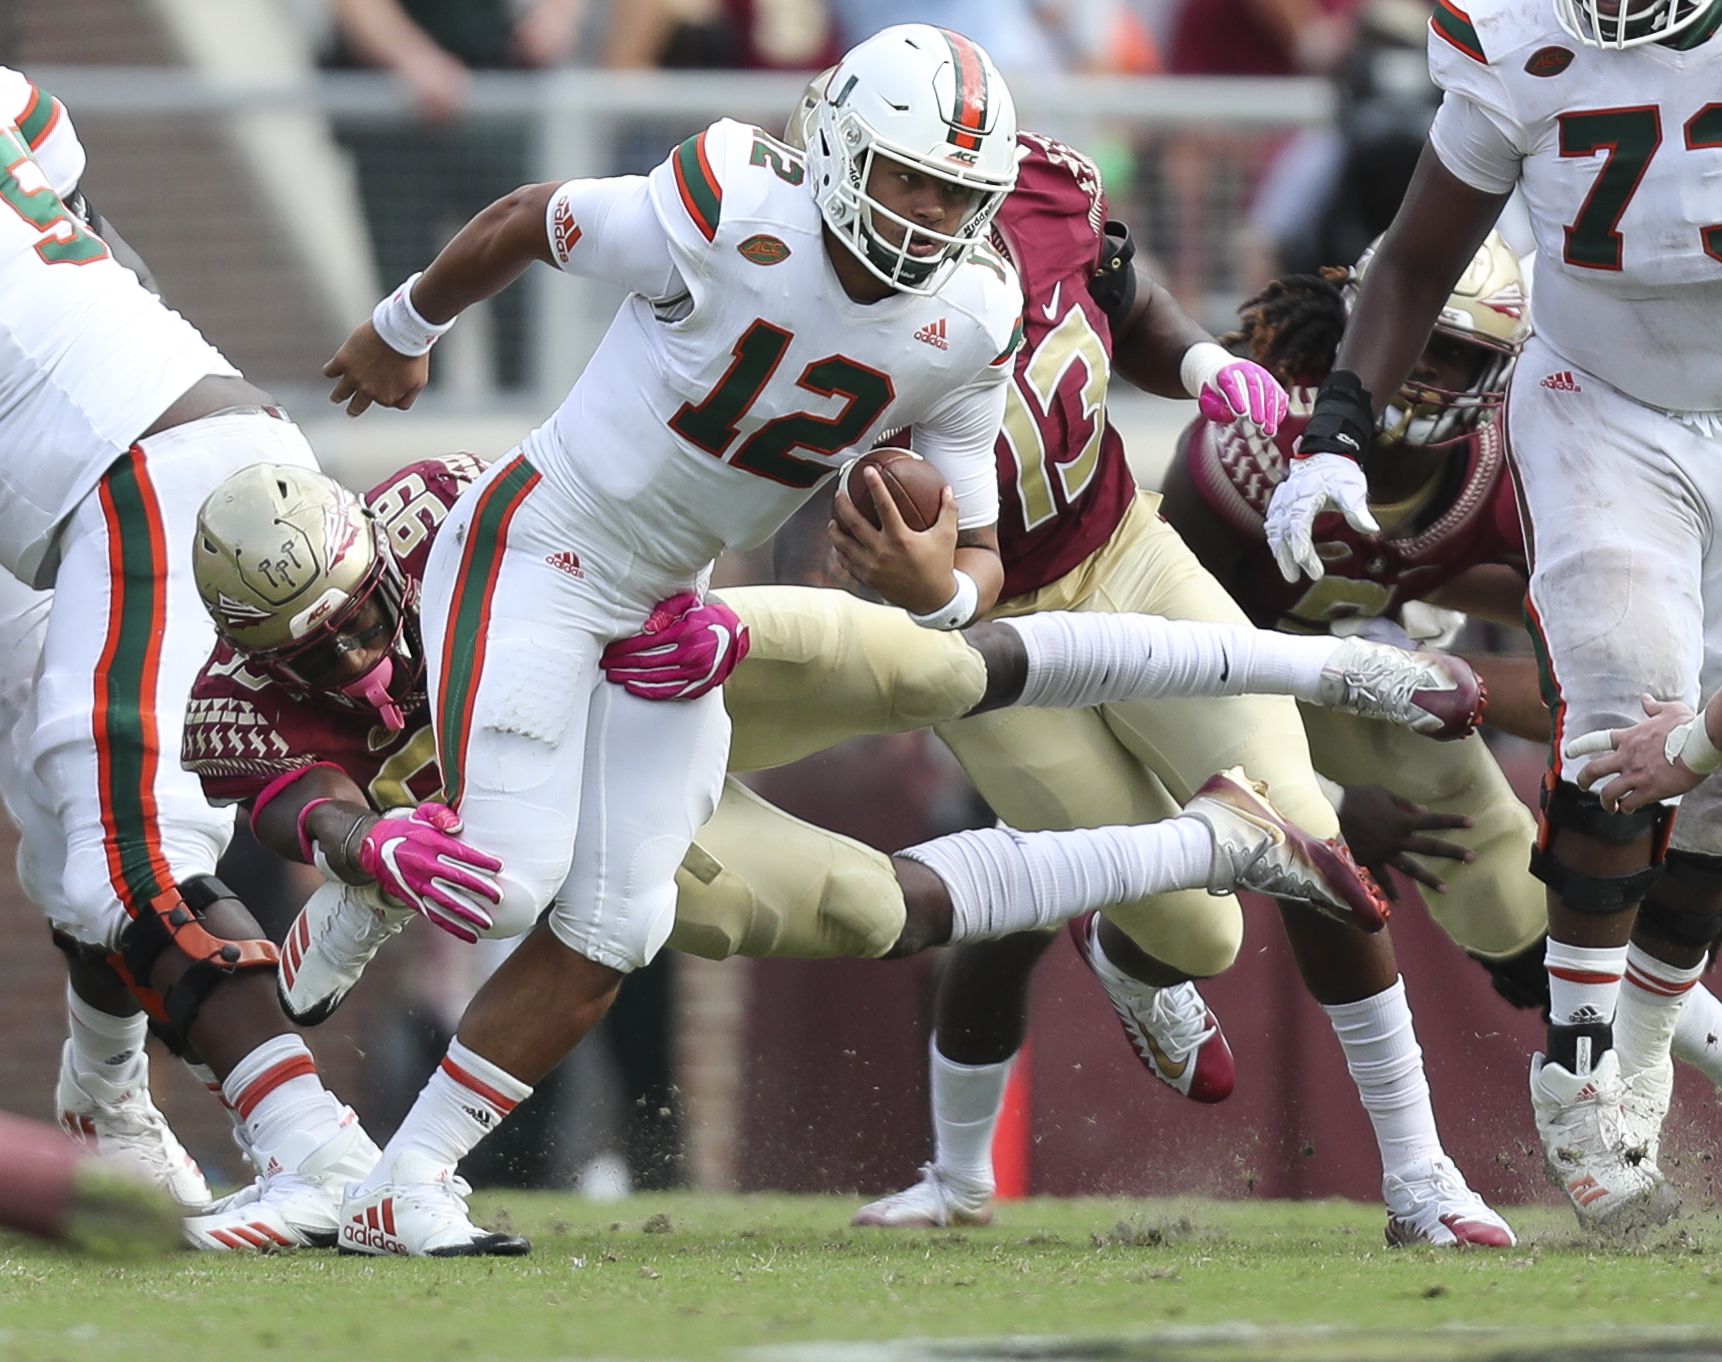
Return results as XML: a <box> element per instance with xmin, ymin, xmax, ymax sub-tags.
<box><xmin>0</xmin><ymin>66</ymin><xmax>85</xmax><ymax>198</ymax></box>
<box><xmin>1426</xmin><ymin>0</ymin><xmax>1722</xmax><ymax>412</ymax></box>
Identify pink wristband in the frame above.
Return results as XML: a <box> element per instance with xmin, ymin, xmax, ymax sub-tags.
<box><xmin>296</xmin><ymin>797</ymin><xmax>335</xmax><ymax>864</ymax></box>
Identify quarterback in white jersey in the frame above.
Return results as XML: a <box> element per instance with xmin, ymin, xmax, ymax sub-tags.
<box><xmin>1262</xmin><ymin>0</ymin><xmax>1722</xmax><ymax>1230</ymax></box>
<box><xmin>322</xmin><ymin>24</ymin><xmax>1028</xmax><ymax>1256</ymax></box>
<box><xmin>0</xmin><ymin>68</ymin><xmax>387</xmax><ymax>1252</ymax></box>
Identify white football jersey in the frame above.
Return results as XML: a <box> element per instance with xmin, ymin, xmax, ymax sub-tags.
<box><xmin>1426</xmin><ymin>0</ymin><xmax>1722</xmax><ymax>412</ymax></box>
<box><xmin>521</xmin><ymin>118</ymin><xmax>1021</xmax><ymax>577</ymax></box>
<box><xmin>0</xmin><ymin>69</ymin><xmax>236</xmax><ymax>586</ymax></box>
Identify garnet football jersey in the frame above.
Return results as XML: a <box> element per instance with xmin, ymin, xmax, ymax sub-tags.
<box><xmin>989</xmin><ymin>132</ymin><xmax>1138</xmax><ymax>601</ymax></box>
<box><xmin>182</xmin><ymin>456</ymin><xmax>485</xmax><ymax>810</ymax></box>
<box><xmin>1183</xmin><ymin>408</ymin><xmax>1524</xmax><ymax>630</ymax></box>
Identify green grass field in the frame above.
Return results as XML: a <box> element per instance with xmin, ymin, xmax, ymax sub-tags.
<box><xmin>4</xmin><ymin>1194</ymin><xmax>1721</xmax><ymax>1362</ymax></box>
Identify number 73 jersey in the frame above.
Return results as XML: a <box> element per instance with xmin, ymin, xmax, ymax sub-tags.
<box><xmin>523</xmin><ymin>118</ymin><xmax>1022</xmax><ymax>576</ymax></box>
<box><xmin>1426</xmin><ymin>0</ymin><xmax>1722</xmax><ymax>412</ymax></box>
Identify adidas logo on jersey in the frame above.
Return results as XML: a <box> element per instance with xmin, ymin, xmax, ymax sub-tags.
<box><xmin>914</xmin><ymin>318</ymin><xmax>950</xmax><ymax>350</ymax></box>
<box><xmin>1540</xmin><ymin>370</ymin><xmax>1582</xmax><ymax>392</ymax></box>
<box><xmin>546</xmin><ymin>550</ymin><xmax>585</xmax><ymax>580</ymax></box>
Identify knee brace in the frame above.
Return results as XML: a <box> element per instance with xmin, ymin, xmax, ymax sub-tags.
<box><xmin>1528</xmin><ymin>777</ymin><xmax>1672</xmax><ymax>914</ymax></box>
<box><xmin>1635</xmin><ymin>850</ymin><xmax>1722</xmax><ymax>950</ymax></box>
<box><xmin>110</xmin><ymin>875</ymin><xmax>278</xmax><ymax>1052</ymax></box>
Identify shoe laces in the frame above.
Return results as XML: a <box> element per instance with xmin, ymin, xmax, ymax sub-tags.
<box><xmin>1331</xmin><ymin>643</ymin><xmax>1440</xmax><ymax>721</ymax></box>
<box><xmin>1144</xmin><ymin>983</ymin><xmax>1217</xmax><ymax>1062</ymax></box>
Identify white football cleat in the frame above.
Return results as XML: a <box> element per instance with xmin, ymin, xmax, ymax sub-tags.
<box><xmin>1530</xmin><ymin>1050</ymin><xmax>1680</xmax><ymax>1230</ymax></box>
<box><xmin>278</xmin><ymin>883</ymin><xmax>413</xmax><ymax>1026</ymax></box>
<box><xmin>338</xmin><ymin>1151</ymin><xmax>530</xmax><ymax>1257</ymax></box>
<box><xmin>1317</xmin><ymin>637</ymin><xmax>1485</xmax><ymax>741</ymax></box>
<box><xmin>1182</xmin><ymin>767</ymin><xmax>1389</xmax><ymax>931</ymax></box>
<box><xmin>1067</xmin><ymin>911</ymin><xmax>1234</xmax><ymax>1103</ymax></box>
<box><xmin>183</xmin><ymin>1110</ymin><xmax>380</xmax><ymax>1251</ymax></box>
<box><xmin>1620</xmin><ymin>1057</ymin><xmax>1675</xmax><ymax>1170</ymax></box>
<box><xmin>56</xmin><ymin>1043</ymin><xmax>211</xmax><ymax>1209</ymax></box>
<box><xmin>1383</xmin><ymin>1155</ymin><xmax>1516</xmax><ymax>1247</ymax></box>
<box><xmin>852</xmin><ymin>1163</ymin><xmax>994</xmax><ymax>1229</ymax></box>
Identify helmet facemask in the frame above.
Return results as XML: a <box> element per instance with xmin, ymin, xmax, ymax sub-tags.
<box><xmin>1554</xmin><ymin>0</ymin><xmax>1715</xmax><ymax>49</ymax></box>
<box><xmin>813</xmin><ymin>100</ymin><xmax>1010</xmax><ymax>293</ymax></box>
<box><xmin>241</xmin><ymin>520</ymin><xmax>424</xmax><ymax>731</ymax></box>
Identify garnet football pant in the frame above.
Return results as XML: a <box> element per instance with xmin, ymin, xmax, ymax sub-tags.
<box><xmin>1508</xmin><ymin>335</ymin><xmax>1722</xmax><ymax>852</ymax></box>
<box><xmin>421</xmin><ymin>453</ymin><xmax>728</xmax><ymax>973</ymax></box>
<box><xmin>18</xmin><ymin>411</ymin><xmax>315</xmax><ymax>949</ymax></box>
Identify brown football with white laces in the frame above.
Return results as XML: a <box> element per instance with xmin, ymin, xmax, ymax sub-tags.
<box><xmin>841</xmin><ymin>448</ymin><xmax>947</xmax><ymax>531</ymax></box>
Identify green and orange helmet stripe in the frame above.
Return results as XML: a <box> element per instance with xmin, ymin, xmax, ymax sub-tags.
<box><xmin>938</xmin><ymin>29</ymin><xmax>991</xmax><ymax>151</ymax></box>
<box><xmin>435</xmin><ymin>455</ymin><xmax>541</xmax><ymax>811</ymax></box>
<box><xmin>672</xmin><ymin>130</ymin><xmax>723</xmax><ymax>243</ymax></box>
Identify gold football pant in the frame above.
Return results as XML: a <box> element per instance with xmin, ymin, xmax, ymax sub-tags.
<box><xmin>1298</xmin><ymin>706</ymin><xmax>1544</xmax><ymax>960</ymax></box>
<box><xmin>668</xmin><ymin>492</ymin><xmax>1333</xmax><ymax>975</ymax></box>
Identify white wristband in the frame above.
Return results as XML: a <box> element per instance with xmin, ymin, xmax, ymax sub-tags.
<box><xmin>371</xmin><ymin>272</ymin><xmax>456</xmax><ymax>357</ymax></box>
<box><xmin>1677</xmin><ymin>715</ymin><xmax>1722</xmax><ymax>775</ymax></box>
<box><xmin>910</xmin><ymin>569</ymin><xmax>980</xmax><ymax>631</ymax></box>
<box><xmin>1179</xmin><ymin>341</ymin><xmax>1232</xmax><ymax>398</ymax></box>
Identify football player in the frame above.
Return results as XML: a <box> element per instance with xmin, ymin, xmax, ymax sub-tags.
<box><xmin>319</xmin><ymin>25</ymin><xmax>1394</xmax><ymax>1256</ymax></box>
<box><xmin>724</xmin><ymin>86</ymin><xmax>1515</xmax><ymax>1246</ymax></box>
<box><xmin>1164</xmin><ymin>242</ymin><xmax>1722</xmax><ymax>1090</ymax></box>
<box><xmin>0</xmin><ymin>68</ymin><xmax>387</xmax><ymax>1250</ymax></box>
<box><xmin>1265</xmin><ymin>0</ymin><xmax>1722</xmax><ymax>1226</ymax></box>
<box><xmin>180</xmin><ymin>457</ymin><xmax>1425</xmax><ymax>1248</ymax></box>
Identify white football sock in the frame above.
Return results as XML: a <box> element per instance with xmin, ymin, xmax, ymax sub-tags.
<box><xmin>901</xmin><ymin>818</ymin><xmax>1214</xmax><ymax>944</ymax></box>
<box><xmin>1545</xmin><ymin>939</ymin><xmax>1627</xmax><ymax>1031</ymax></box>
<box><xmin>928</xmin><ymin>1037</ymin><xmax>1014</xmax><ymax>1190</ymax></box>
<box><xmin>1323</xmin><ymin>977</ymin><xmax>1442</xmax><ymax>1174</ymax></box>
<box><xmin>183</xmin><ymin>1058</ymin><xmax>239</xmax><ymax>1121</ymax></box>
<box><xmin>1000</xmin><ymin>611</ymin><xmax>1338</xmax><ymax>711</ymax></box>
<box><xmin>359</xmin><ymin>1036</ymin><xmax>532</xmax><ymax>1194</ymax></box>
<box><xmin>1616</xmin><ymin>943</ymin><xmax>1705</xmax><ymax>1079</ymax></box>
<box><xmin>65</xmin><ymin>983</ymin><xmax>147</xmax><ymax>1084</ymax></box>
<box><xmin>222</xmin><ymin>1034</ymin><xmax>347</xmax><ymax>1160</ymax></box>
<box><xmin>1672</xmin><ymin>981</ymin><xmax>1722</xmax><ymax>1086</ymax></box>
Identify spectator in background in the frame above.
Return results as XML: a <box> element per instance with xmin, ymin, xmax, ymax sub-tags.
<box><xmin>322</xmin><ymin>0</ymin><xmax>589</xmax><ymax>389</ymax></box>
<box><xmin>830</xmin><ymin>1</ymin><xmax>1147</xmax><ymax>75</ymax></box>
<box><xmin>1168</xmin><ymin>0</ymin><xmax>1361</xmax><ymax>77</ymax></box>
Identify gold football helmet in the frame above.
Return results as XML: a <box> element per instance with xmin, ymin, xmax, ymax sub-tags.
<box><xmin>1351</xmin><ymin>229</ymin><xmax>1530</xmax><ymax>448</ymax></box>
<box><xmin>193</xmin><ymin>464</ymin><xmax>419</xmax><ymax>729</ymax></box>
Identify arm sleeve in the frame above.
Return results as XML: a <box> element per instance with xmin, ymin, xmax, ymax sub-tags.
<box><xmin>543</xmin><ymin>174</ymin><xmax>685</xmax><ymax>304</ymax></box>
<box><xmin>1428</xmin><ymin>90</ymin><xmax>1524</xmax><ymax>196</ymax></box>
<box><xmin>911</xmin><ymin>369</ymin><xmax>1006</xmax><ymax>531</ymax></box>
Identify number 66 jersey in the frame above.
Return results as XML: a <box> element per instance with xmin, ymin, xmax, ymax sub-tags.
<box><xmin>1426</xmin><ymin>0</ymin><xmax>1722</xmax><ymax>414</ymax></box>
<box><xmin>524</xmin><ymin>117</ymin><xmax>1022</xmax><ymax>577</ymax></box>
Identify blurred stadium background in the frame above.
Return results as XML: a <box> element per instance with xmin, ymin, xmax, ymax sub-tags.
<box><xmin>7</xmin><ymin>0</ymin><xmax>1681</xmax><ymax>1224</ymax></box>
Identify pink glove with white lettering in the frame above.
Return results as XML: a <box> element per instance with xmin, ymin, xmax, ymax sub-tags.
<box><xmin>357</xmin><ymin>803</ymin><xmax>501</xmax><ymax>943</ymax></box>
<box><xmin>1183</xmin><ymin>342</ymin><xmax>1289</xmax><ymax>437</ymax></box>
<box><xmin>600</xmin><ymin>592</ymin><xmax>751</xmax><ymax>701</ymax></box>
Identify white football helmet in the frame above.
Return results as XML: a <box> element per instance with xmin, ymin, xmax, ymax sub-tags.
<box><xmin>803</xmin><ymin>25</ymin><xmax>1018</xmax><ymax>295</ymax></box>
<box><xmin>1554</xmin><ymin>0</ymin><xmax>1718</xmax><ymax>49</ymax></box>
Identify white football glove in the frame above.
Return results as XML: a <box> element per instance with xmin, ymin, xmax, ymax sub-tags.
<box><xmin>1264</xmin><ymin>453</ymin><xmax>1379</xmax><ymax>584</ymax></box>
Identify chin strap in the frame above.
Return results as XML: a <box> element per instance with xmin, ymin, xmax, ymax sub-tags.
<box><xmin>342</xmin><ymin>656</ymin><xmax>406</xmax><ymax>731</ymax></box>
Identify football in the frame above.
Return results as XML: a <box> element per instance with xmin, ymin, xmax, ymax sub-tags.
<box><xmin>840</xmin><ymin>448</ymin><xmax>948</xmax><ymax>532</ymax></box>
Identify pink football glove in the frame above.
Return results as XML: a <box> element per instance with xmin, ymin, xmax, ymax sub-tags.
<box><xmin>357</xmin><ymin>803</ymin><xmax>501</xmax><ymax>944</ymax></box>
<box><xmin>600</xmin><ymin>592</ymin><xmax>751</xmax><ymax>701</ymax></box>
<box><xmin>1197</xmin><ymin>359</ymin><xmax>1289</xmax><ymax>437</ymax></box>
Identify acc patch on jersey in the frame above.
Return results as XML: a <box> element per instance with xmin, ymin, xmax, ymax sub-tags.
<box><xmin>736</xmin><ymin>233</ymin><xmax>790</xmax><ymax>267</ymax></box>
<box><xmin>1524</xmin><ymin>46</ymin><xmax>1574</xmax><ymax>76</ymax></box>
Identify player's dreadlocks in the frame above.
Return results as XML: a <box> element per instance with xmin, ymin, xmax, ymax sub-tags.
<box><xmin>1221</xmin><ymin>267</ymin><xmax>1351</xmax><ymax>390</ymax></box>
